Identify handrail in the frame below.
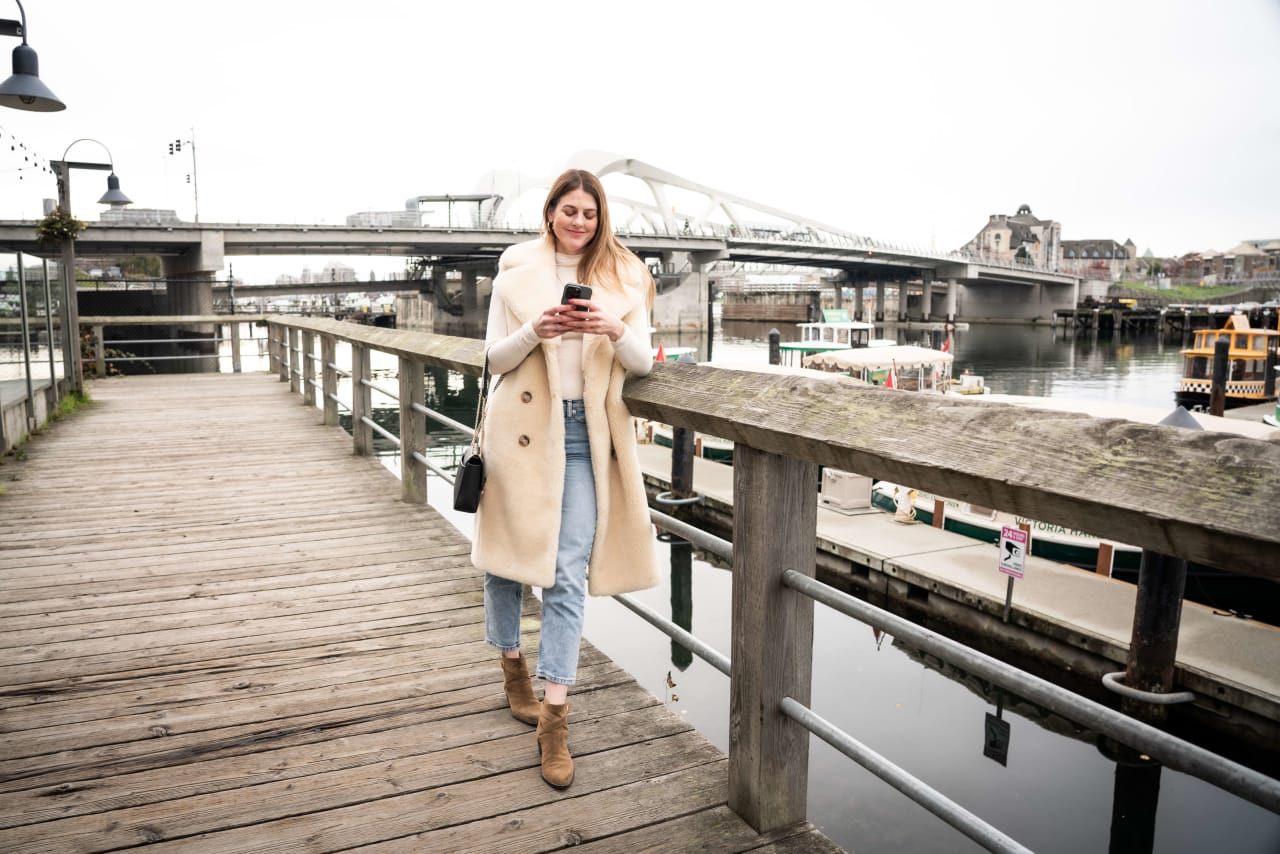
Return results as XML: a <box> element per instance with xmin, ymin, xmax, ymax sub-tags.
<box><xmin>260</xmin><ymin>315</ymin><xmax>1280</xmax><ymax>850</ymax></box>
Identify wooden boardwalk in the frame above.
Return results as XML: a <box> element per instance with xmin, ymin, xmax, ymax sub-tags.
<box><xmin>0</xmin><ymin>373</ymin><xmax>839</xmax><ymax>853</ymax></box>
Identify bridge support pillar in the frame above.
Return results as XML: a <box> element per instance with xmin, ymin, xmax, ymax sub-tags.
<box><xmin>874</xmin><ymin>281</ymin><xmax>885</xmax><ymax>323</ymax></box>
<box><xmin>652</xmin><ymin>250</ymin><xmax>718</xmax><ymax>332</ymax></box>
<box><xmin>459</xmin><ymin>269</ymin><xmax>485</xmax><ymax>337</ymax></box>
<box><xmin>854</xmin><ymin>285</ymin><xmax>865</xmax><ymax>322</ymax></box>
<box><xmin>922</xmin><ymin>279</ymin><xmax>934</xmax><ymax>322</ymax></box>
<box><xmin>163</xmin><ymin>231</ymin><xmax>224</xmax><ymax>373</ymax></box>
<box><xmin>897</xmin><ymin>282</ymin><xmax>908</xmax><ymax>323</ymax></box>
<box><xmin>946</xmin><ymin>278</ymin><xmax>958</xmax><ymax>325</ymax></box>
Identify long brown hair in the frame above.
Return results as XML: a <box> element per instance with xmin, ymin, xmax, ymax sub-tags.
<box><xmin>542</xmin><ymin>169</ymin><xmax>655</xmax><ymax>309</ymax></box>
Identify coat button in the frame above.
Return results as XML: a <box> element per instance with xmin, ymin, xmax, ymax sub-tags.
<box><xmin>518</xmin><ymin>435</ymin><xmax>530</xmax><ymax>446</ymax></box>
<box><xmin>521</xmin><ymin>391</ymin><xmax>532</xmax><ymax>403</ymax></box>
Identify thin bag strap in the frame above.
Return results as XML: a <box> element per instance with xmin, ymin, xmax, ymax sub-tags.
<box><xmin>469</xmin><ymin>356</ymin><xmax>491</xmax><ymax>452</ymax></box>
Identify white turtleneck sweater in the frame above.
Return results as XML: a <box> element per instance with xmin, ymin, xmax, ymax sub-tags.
<box><xmin>485</xmin><ymin>252</ymin><xmax>652</xmax><ymax>399</ymax></box>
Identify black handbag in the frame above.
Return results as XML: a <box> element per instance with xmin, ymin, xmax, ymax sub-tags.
<box><xmin>453</xmin><ymin>358</ymin><xmax>490</xmax><ymax>513</ymax></box>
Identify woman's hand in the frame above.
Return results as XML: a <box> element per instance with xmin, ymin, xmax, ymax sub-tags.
<box><xmin>559</xmin><ymin>299</ymin><xmax>626</xmax><ymax>341</ymax></box>
<box><xmin>532</xmin><ymin>304</ymin><xmax>572</xmax><ymax>339</ymax></box>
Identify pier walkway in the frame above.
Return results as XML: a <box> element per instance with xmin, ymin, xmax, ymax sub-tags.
<box><xmin>0</xmin><ymin>374</ymin><xmax>839</xmax><ymax>853</ymax></box>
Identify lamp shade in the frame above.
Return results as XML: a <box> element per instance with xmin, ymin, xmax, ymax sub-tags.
<box><xmin>0</xmin><ymin>43</ymin><xmax>65</xmax><ymax>111</ymax></box>
<box><xmin>98</xmin><ymin>173</ymin><xmax>132</xmax><ymax>206</ymax></box>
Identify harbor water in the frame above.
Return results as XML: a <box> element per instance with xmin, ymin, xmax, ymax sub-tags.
<box><xmin>240</xmin><ymin>319</ymin><xmax>1278</xmax><ymax>853</ymax></box>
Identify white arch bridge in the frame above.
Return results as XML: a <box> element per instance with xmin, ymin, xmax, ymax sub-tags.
<box><xmin>0</xmin><ymin>150</ymin><xmax>1079</xmax><ymax>329</ymax></box>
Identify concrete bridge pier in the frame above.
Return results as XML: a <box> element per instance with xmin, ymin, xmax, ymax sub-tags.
<box><xmin>897</xmin><ymin>281</ymin><xmax>909</xmax><ymax>323</ymax></box>
<box><xmin>922</xmin><ymin>278</ymin><xmax>934</xmax><ymax>321</ymax></box>
<box><xmin>874</xmin><ymin>282</ymin><xmax>885</xmax><ymax>323</ymax></box>
<box><xmin>945</xmin><ymin>278</ymin><xmax>957</xmax><ymax>326</ymax></box>
<box><xmin>854</xmin><ymin>285</ymin><xmax>865</xmax><ymax>321</ymax></box>
<box><xmin>163</xmin><ymin>231</ymin><xmax>224</xmax><ymax>373</ymax></box>
<box><xmin>652</xmin><ymin>249</ymin><xmax>722</xmax><ymax>332</ymax></box>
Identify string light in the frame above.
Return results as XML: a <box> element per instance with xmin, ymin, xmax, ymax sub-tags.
<box><xmin>0</xmin><ymin>125</ymin><xmax>54</xmax><ymax>183</ymax></box>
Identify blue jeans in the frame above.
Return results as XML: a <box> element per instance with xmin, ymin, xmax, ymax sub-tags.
<box><xmin>484</xmin><ymin>399</ymin><xmax>596</xmax><ymax>686</ymax></box>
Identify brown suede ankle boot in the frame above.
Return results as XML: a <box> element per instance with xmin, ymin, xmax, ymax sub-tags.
<box><xmin>500</xmin><ymin>655</ymin><xmax>540</xmax><ymax>726</ymax></box>
<box><xmin>537</xmin><ymin>702</ymin><xmax>573</xmax><ymax>789</ymax></box>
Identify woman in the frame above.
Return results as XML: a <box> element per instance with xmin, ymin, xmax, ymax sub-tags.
<box><xmin>472</xmin><ymin>168</ymin><xmax>658</xmax><ymax>789</ymax></box>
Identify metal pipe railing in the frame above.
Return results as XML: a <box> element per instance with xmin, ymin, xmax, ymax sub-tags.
<box><xmin>781</xmin><ymin>569</ymin><xmax>1280</xmax><ymax>814</ymax></box>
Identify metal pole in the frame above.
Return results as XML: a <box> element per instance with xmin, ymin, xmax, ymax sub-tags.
<box><xmin>53</xmin><ymin>161</ymin><xmax>83</xmax><ymax>394</ymax></box>
<box><xmin>16</xmin><ymin>253</ymin><xmax>36</xmax><ymax>432</ymax></box>
<box><xmin>41</xmin><ymin>259</ymin><xmax>56</xmax><ymax>387</ymax></box>
<box><xmin>189</xmin><ymin>127</ymin><xmax>200</xmax><ymax>223</ymax></box>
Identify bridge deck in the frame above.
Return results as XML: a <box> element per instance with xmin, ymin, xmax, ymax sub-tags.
<box><xmin>0</xmin><ymin>373</ymin><xmax>837</xmax><ymax>853</ymax></box>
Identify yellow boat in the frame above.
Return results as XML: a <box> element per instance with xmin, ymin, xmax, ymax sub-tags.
<box><xmin>1175</xmin><ymin>312</ymin><xmax>1280</xmax><ymax>410</ymax></box>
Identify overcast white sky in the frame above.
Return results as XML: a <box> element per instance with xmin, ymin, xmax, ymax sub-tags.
<box><xmin>2</xmin><ymin>0</ymin><xmax>1277</xmax><ymax>282</ymax></box>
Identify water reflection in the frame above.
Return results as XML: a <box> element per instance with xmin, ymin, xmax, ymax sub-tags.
<box><xmin>576</xmin><ymin>538</ymin><xmax>1280</xmax><ymax>854</ymax></box>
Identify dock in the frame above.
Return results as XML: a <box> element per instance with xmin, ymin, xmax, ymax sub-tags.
<box><xmin>0</xmin><ymin>374</ymin><xmax>840</xmax><ymax>853</ymax></box>
<box><xmin>636</xmin><ymin>441</ymin><xmax>1280</xmax><ymax>752</ymax></box>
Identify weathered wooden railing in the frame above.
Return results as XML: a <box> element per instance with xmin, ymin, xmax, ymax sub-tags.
<box><xmin>80</xmin><ymin>314</ymin><xmax>269</xmax><ymax>376</ymax></box>
<box><xmin>263</xmin><ymin>316</ymin><xmax>1280</xmax><ymax>848</ymax></box>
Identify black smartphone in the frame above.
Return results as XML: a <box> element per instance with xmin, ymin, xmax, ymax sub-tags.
<box><xmin>560</xmin><ymin>283</ymin><xmax>592</xmax><ymax>312</ymax></box>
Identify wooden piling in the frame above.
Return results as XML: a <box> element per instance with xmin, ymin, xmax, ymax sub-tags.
<box><xmin>1123</xmin><ymin>550</ymin><xmax>1189</xmax><ymax>724</ymax></box>
<box><xmin>1209</xmin><ymin>337</ymin><xmax>1229</xmax><ymax>417</ymax></box>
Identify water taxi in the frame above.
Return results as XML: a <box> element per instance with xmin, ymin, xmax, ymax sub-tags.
<box><xmin>1174</xmin><ymin>313</ymin><xmax>1280</xmax><ymax>410</ymax></box>
<box><xmin>777</xmin><ymin>310</ymin><xmax>877</xmax><ymax>366</ymax></box>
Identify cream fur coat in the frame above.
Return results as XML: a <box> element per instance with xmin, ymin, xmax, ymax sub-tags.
<box><xmin>470</xmin><ymin>239</ymin><xmax>658</xmax><ymax>597</ymax></box>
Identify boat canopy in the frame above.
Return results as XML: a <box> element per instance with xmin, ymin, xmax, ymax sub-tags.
<box><xmin>803</xmin><ymin>344</ymin><xmax>954</xmax><ymax>373</ymax></box>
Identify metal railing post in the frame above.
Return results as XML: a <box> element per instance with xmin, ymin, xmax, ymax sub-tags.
<box><xmin>727</xmin><ymin>443</ymin><xmax>818</xmax><ymax>832</ymax></box>
<box><xmin>399</xmin><ymin>356</ymin><xmax>427</xmax><ymax>503</ymax></box>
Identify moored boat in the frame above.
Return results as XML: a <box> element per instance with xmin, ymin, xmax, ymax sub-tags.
<box><xmin>1174</xmin><ymin>312</ymin><xmax>1280</xmax><ymax>410</ymax></box>
<box><xmin>872</xmin><ymin>394</ymin><xmax>1280</xmax><ymax>623</ymax></box>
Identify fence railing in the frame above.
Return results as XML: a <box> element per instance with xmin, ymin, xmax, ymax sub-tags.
<box><xmin>262</xmin><ymin>315</ymin><xmax>1280</xmax><ymax>851</ymax></box>
<box><xmin>80</xmin><ymin>314</ymin><xmax>269</xmax><ymax>376</ymax></box>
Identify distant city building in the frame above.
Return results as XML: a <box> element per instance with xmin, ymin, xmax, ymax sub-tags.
<box><xmin>98</xmin><ymin>208</ymin><xmax>182</xmax><ymax>226</ymax></box>
<box><xmin>1059</xmin><ymin>238</ymin><xmax>1137</xmax><ymax>281</ymax></box>
<box><xmin>345</xmin><ymin>211</ymin><xmax>422</xmax><ymax>228</ymax></box>
<box><xmin>963</xmin><ymin>204</ymin><xmax>1061</xmax><ymax>270</ymax></box>
<box><xmin>1199</xmin><ymin>239</ymin><xmax>1280</xmax><ymax>282</ymax></box>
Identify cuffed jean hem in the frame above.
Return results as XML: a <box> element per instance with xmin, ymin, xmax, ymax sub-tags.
<box><xmin>538</xmin><ymin>673</ymin><xmax>576</xmax><ymax>687</ymax></box>
<box><xmin>485</xmin><ymin>640</ymin><xmax>522</xmax><ymax>654</ymax></box>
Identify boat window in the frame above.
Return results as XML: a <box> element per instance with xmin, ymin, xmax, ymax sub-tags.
<box><xmin>966</xmin><ymin>504</ymin><xmax>996</xmax><ymax>519</ymax></box>
<box><xmin>1185</xmin><ymin>356</ymin><xmax>1209</xmax><ymax>379</ymax></box>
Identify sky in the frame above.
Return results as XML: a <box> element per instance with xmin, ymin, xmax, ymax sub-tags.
<box><xmin>1</xmin><ymin>0</ymin><xmax>1277</xmax><ymax>283</ymax></box>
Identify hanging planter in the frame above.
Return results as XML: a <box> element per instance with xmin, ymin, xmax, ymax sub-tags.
<box><xmin>35</xmin><ymin>206</ymin><xmax>86</xmax><ymax>246</ymax></box>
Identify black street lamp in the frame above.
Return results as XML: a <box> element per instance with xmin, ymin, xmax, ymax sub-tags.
<box><xmin>51</xmin><ymin>139</ymin><xmax>132</xmax><ymax>392</ymax></box>
<box><xmin>0</xmin><ymin>1</ymin><xmax>64</xmax><ymax>111</ymax></box>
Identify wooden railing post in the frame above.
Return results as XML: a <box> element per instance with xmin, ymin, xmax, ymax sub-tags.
<box><xmin>93</xmin><ymin>325</ymin><xmax>105</xmax><ymax>378</ymax></box>
<box><xmin>351</xmin><ymin>342</ymin><xmax>372</xmax><ymax>455</ymax></box>
<box><xmin>399</xmin><ymin>356</ymin><xmax>427</xmax><ymax>503</ymax></box>
<box><xmin>288</xmin><ymin>328</ymin><xmax>301</xmax><ymax>394</ymax></box>
<box><xmin>229</xmin><ymin>319</ymin><xmax>243</xmax><ymax>374</ymax></box>
<box><xmin>728</xmin><ymin>443</ymin><xmax>817</xmax><ymax>832</ymax></box>
<box><xmin>321</xmin><ymin>334</ymin><xmax>338</xmax><ymax>427</ymax></box>
<box><xmin>301</xmin><ymin>330</ymin><xmax>316</xmax><ymax>407</ymax></box>
<box><xmin>276</xmin><ymin>325</ymin><xmax>289</xmax><ymax>383</ymax></box>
